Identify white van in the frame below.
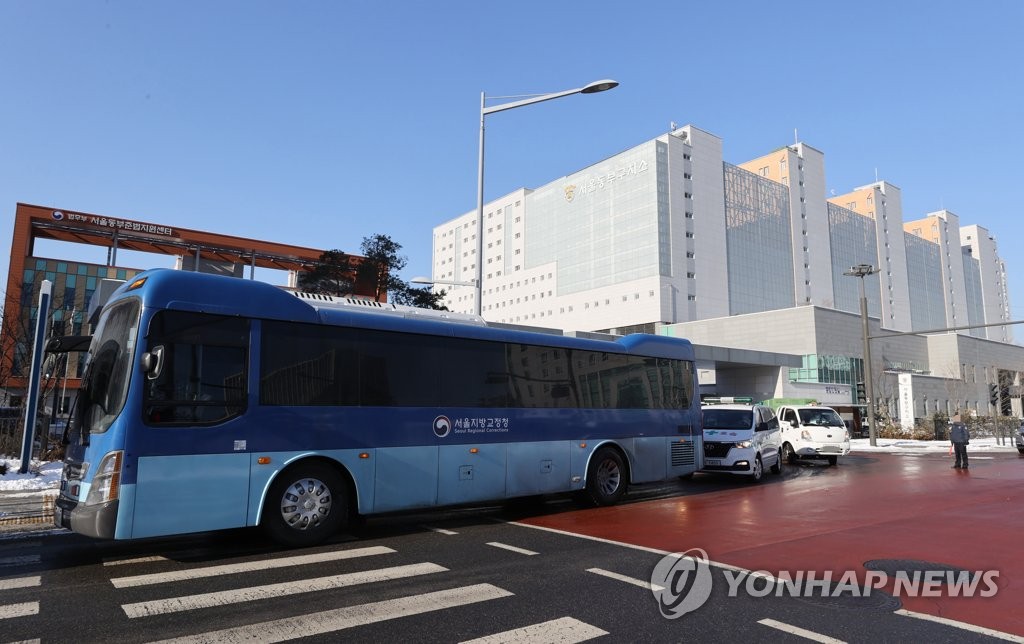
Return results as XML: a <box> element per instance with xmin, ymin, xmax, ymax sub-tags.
<box><xmin>701</xmin><ymin>403</ymin><xmax>783</xmax><ymax>482</ymax></box>
<box><xmin>775</xmin><ymin>404</ymin><xmax>851</xmax><ymax>466</ymax></box>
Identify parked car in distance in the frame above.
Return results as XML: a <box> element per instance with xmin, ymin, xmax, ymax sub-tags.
<box><xmin>1015</xmin><ymin>419</ymin><xmax>1024</xmax><ymax>454</ymax></box>
<box><xmin>775</xmin><ymin>404</ymin><xmax>851</xmax><ymax>466</ymax></box>
<box><xmin>701</xmin><ymin>403</ymin><xmax>783</xmax><ymax>482</ymax></box>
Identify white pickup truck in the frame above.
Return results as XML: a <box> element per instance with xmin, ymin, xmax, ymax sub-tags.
<box><xmin>775</xmin><ymin>404</ymin><xmax>851</xmax><ymax>466</ymax></box>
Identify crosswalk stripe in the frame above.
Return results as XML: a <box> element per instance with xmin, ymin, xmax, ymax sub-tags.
<box><xmin>0</xmin><ymin>576</ymin><xmax>41</xmax><ymax>591</ymax></box>
<box><xmin>111</xmin><ymin>545</ymin><xmax>395</xmax><ymax>589</ymax></box>
<box><xmin>423</xmin><ymin>526</ymin><xmax>458</xmax><ymax>535</ymax></box>
<box><xmin>586</xmin><ymin>567</ymin><xmax>663</xmax><ymax>592</ymax></box>
<box><xmin>758</xmin><ymin>618</ymin><xmax>846</xmax><ymax>643</ymax></box>
<box><xmin>147</xmin><ymin>583</ymin><xmax>514</xmax><ymax>643</ymax></box>
<box><xmin>0</xmin><ymin>602</ymin><xmax>39</xmax><ymax>620</ymax></box>
<box><xmin>460</xmin><ymin>616</ymin><xmax>608</xmax><ymax>643</ymax></box>
<box><xmin>486</xmin><ymin>542</ymin><xmax>538</xmax><ymax>556</ymax></box>
<box><xmin>122</xmin><ymin>562</ymin><xmax>448</xmax><ymax>618</ymax></box>
<box><xmin>104</xmin><ymin>556</ymin><xmax>169</xmax><ymax>566</ymax></box>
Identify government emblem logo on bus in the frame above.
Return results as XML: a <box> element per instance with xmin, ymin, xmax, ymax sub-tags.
<box><xmin>433</xmin><ymin>415</ymin><xmax>451</xmax><ymax>438</ymax></box>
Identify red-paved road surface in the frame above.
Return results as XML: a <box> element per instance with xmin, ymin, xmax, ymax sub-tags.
<box><xmin>519</xmin><ymin>451</ymin><xmax>1024</xmax><ymax>636</ymax></box>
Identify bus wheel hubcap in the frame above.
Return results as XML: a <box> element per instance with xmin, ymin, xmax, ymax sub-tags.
<box><xmin>598</xmin><ymin>460</ymin><xmax>620</xmax><ymax>495</ymax></box>
<box><xmin>280</xmin><ymin>478</ymin><xmax>332</xmax><ymax>530</ymax></box>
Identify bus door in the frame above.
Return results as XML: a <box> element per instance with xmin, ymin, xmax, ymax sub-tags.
<box><xmin>132</xmin><ymin>311</ymin><xmax>251</xmax><ymax>539</ymax></box>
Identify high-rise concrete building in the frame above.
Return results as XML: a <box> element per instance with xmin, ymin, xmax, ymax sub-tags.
<box><xmin>429</xmin><ymin>125</ymin><xmax>1021</xmax><ymax>421</ymax></box>
<box><xmin>431</xmin><ymin>125</ymin><xmax>1010</xmax><ymax>339</ymax></box>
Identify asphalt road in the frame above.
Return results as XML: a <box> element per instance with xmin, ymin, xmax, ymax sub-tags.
<box><xmin>0</xmin><ymin>452</ymin><xmax>1019</xmax><ymax>642</ymax></box>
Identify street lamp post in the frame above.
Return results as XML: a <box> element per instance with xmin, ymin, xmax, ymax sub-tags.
<box><xmin>844</xmin><ymin>264</ymin><xmax>879</xmax><ymax>446</ymax></box>
<box><xmin>474</xmin><ymin>79</ymin><xmax>618</xmax><ymax>316</ymax></box>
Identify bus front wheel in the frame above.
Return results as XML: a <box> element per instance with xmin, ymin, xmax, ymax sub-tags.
<box><xmin>263</xmin><ymin>462</ymin><xmax>348</xmax><ymax>547</ymax></box>
<box><xmin>584</xmin><ymin>447</ymin><xmax>627</xmax><ymax>506</ymax></box>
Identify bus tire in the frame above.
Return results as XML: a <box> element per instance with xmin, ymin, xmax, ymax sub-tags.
<box><xmin>584</xmin><ymin>447</ymin><xmax>627</xmax><ymax>506</ymax></box>
<box><xmin>262</xmin><ymin>461</ymin><xmax>348</xmax><ymax>547</ymax></box>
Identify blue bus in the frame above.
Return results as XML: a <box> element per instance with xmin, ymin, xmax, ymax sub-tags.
<box><xmin>54</xmin><ymin>268</ymin><xmax>701</xmax><ymax>546</ymax></box>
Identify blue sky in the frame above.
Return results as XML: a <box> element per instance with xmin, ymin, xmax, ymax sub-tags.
<box><xmin>2</xmin><ymin>1</ymin><xmax>1022</xmax><ymax>325</ymax></box>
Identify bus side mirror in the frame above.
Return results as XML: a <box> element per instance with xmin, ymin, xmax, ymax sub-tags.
<box><xmin>141</xmin><ymin>345</ymin><xmax>165</xmax><ymax>380</ymax></box>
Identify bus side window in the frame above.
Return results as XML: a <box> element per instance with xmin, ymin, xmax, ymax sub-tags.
<box><xmin>144</xmin><ymin>311</ymin><xmax>248</xmax><ymax>426</ymax></box>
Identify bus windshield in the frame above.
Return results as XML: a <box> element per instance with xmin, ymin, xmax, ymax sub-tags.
<box><xmin>73</xmin><ymin>298</ymin><xmax>141</xmax><ymax>435</ymax></box>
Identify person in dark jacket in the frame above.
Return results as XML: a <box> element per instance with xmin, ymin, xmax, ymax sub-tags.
<box><xmin>949</xmin><ymin>418</ymin><xmax>970</xmax><ymax>469</ymax></box>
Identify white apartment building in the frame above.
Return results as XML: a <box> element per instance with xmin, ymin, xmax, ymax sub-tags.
<box><xmin>429</xmin><ymin>124</ymin><xmax>1020</xmax><ymax>421</ymax></box>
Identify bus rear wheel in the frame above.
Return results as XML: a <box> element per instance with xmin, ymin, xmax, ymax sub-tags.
<box><xmin>584</xmin><ymin>447</ymin><xmax>627</xmax><ymax>506</ymax></box>
<box><xmin>262</xmin><ymin>461</ymin><xmax>348</xmax><ymax>547</ymax></box>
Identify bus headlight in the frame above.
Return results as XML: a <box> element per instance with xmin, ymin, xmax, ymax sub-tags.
<box><xmin>85</xmin><ymin>451</ymin><xmax>123</xmax><ymax>506</ymax></box>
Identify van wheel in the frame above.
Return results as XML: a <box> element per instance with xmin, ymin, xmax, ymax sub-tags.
<box><xmin>262</xmin><ymin>461</ymin><xmax>348</xmax><ymax>547</ymax></box>
<box><xmin>783</xmin><ymin>442</ymin><xmax>797</xmax><ymax>464</ymax></box>
<box><xmin>584</xmin><ymin>447</ymin><xmax>627</xmax><ymax>506</ymax></box>
<box><xmin>749</xmin><ymin>455</ymin><xmax>763</xmax><ymax>483</ymax></box>
<box><xmin>827</xmin><ymin>456</ymin><xmax>838</xmax><ymax>466</ymax></box>
<box><xmin>770</xmin><ymin>449</ymin><xmax>783</xmax><ymax>475</ymax></box>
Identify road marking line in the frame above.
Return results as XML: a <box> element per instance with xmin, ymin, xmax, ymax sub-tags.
<box><xmin>486</xmin><ymin>542</ymin><xmax>538</xmax><ymax>556</ymax></box>
<box><xmin>111</xmin><ymin>545</ymin><xmax>395</xmax><ymax>588</ymax></box>
<box><xmin>586</xmin><ymin>567</ymin><xmax>663</xmax><ymax>592</ymax></box>
<box><xmin>0</xmin><ymin>576</ymin><xmax>40</xmax><ymax>591</ymax></box>
<box><xmin>509</xmin><ymin>520</ymin><xmax>765</xmax><ymax>577</ymax></box>
<box><xmin>104</xmin><ymin>555</ymin><xmax>169</xmax><ymax>566</ymax></box>
<box><xmin>515</xmin><ymin>520</ymin><xmax>1023</xmax><ymax>639</ymax></box>
<box><xmin>758</xmin><ymin>619</ymin><xmax>845</xmax><ymax>643</ymax></box>
<box><xmin>148</xmin><ymin>583</ymin><xmax>513</xmax><ymax>643</ymax></box>
<box><xmin>0</xmin><ymin>602</ymin><xmax>39</xmax><ymax>620</ymax></box>
<box><xmin>423</xmin><ymin>526</ymin><xmax>458</xmax><ymax>535</ymax></box>
<box><xmin>122</xmin><ymin>562</ymin><xmax>448</xmax><ymax>618</ymax></box>
<box><xmin>895</xmin><ymin>609</ymin><xmax>1024</xmax><ymax>643</ymax></box>
<box><xmin>460</xmin><ymin>616</ymin><xmax>608</xmax><ymax>643</ymax></box>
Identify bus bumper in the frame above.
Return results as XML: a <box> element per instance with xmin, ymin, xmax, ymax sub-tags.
<box><xmin>55</xmin><ymin>496</ymin><xmax>118</xmax><ymax>539</ymax></box>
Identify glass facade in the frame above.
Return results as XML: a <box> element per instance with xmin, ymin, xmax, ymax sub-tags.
<box><xmin>13</xmin><ymin>258</ymin><xmax>140</xmax><ymax>377</ymax></box>
<box><xmin>904</xmin><ymin>233</ymin><xmax>946</xmax><ymax>332</ymax></box>
<box><xmin>963</xmin><ymin>251</ymin><xmax>985</xmax><ymax>338</ymax></box>
<box><xmin>526</xmin><ymin>142</ymin><xmax>661</xmax><ymax>296</ymax></box>
<box><xmin>828</xmin><ymin>203</ymin><xmax>880</xmax><ymax>316</ymax></box>
<box><xmin>789</xmin><ymin>354</ymin><xmax>865</xmax><ymax>388</ymax></box>
<box><xmin>723</xmin><ymin>164</ymin><xmax>794</xmax><ymax>315</ymax></box>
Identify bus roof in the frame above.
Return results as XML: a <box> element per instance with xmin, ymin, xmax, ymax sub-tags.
<box><xmin>112</xmin><ymin>269</ymin><xmax>694</xmax><ymax>360</ymax></box>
